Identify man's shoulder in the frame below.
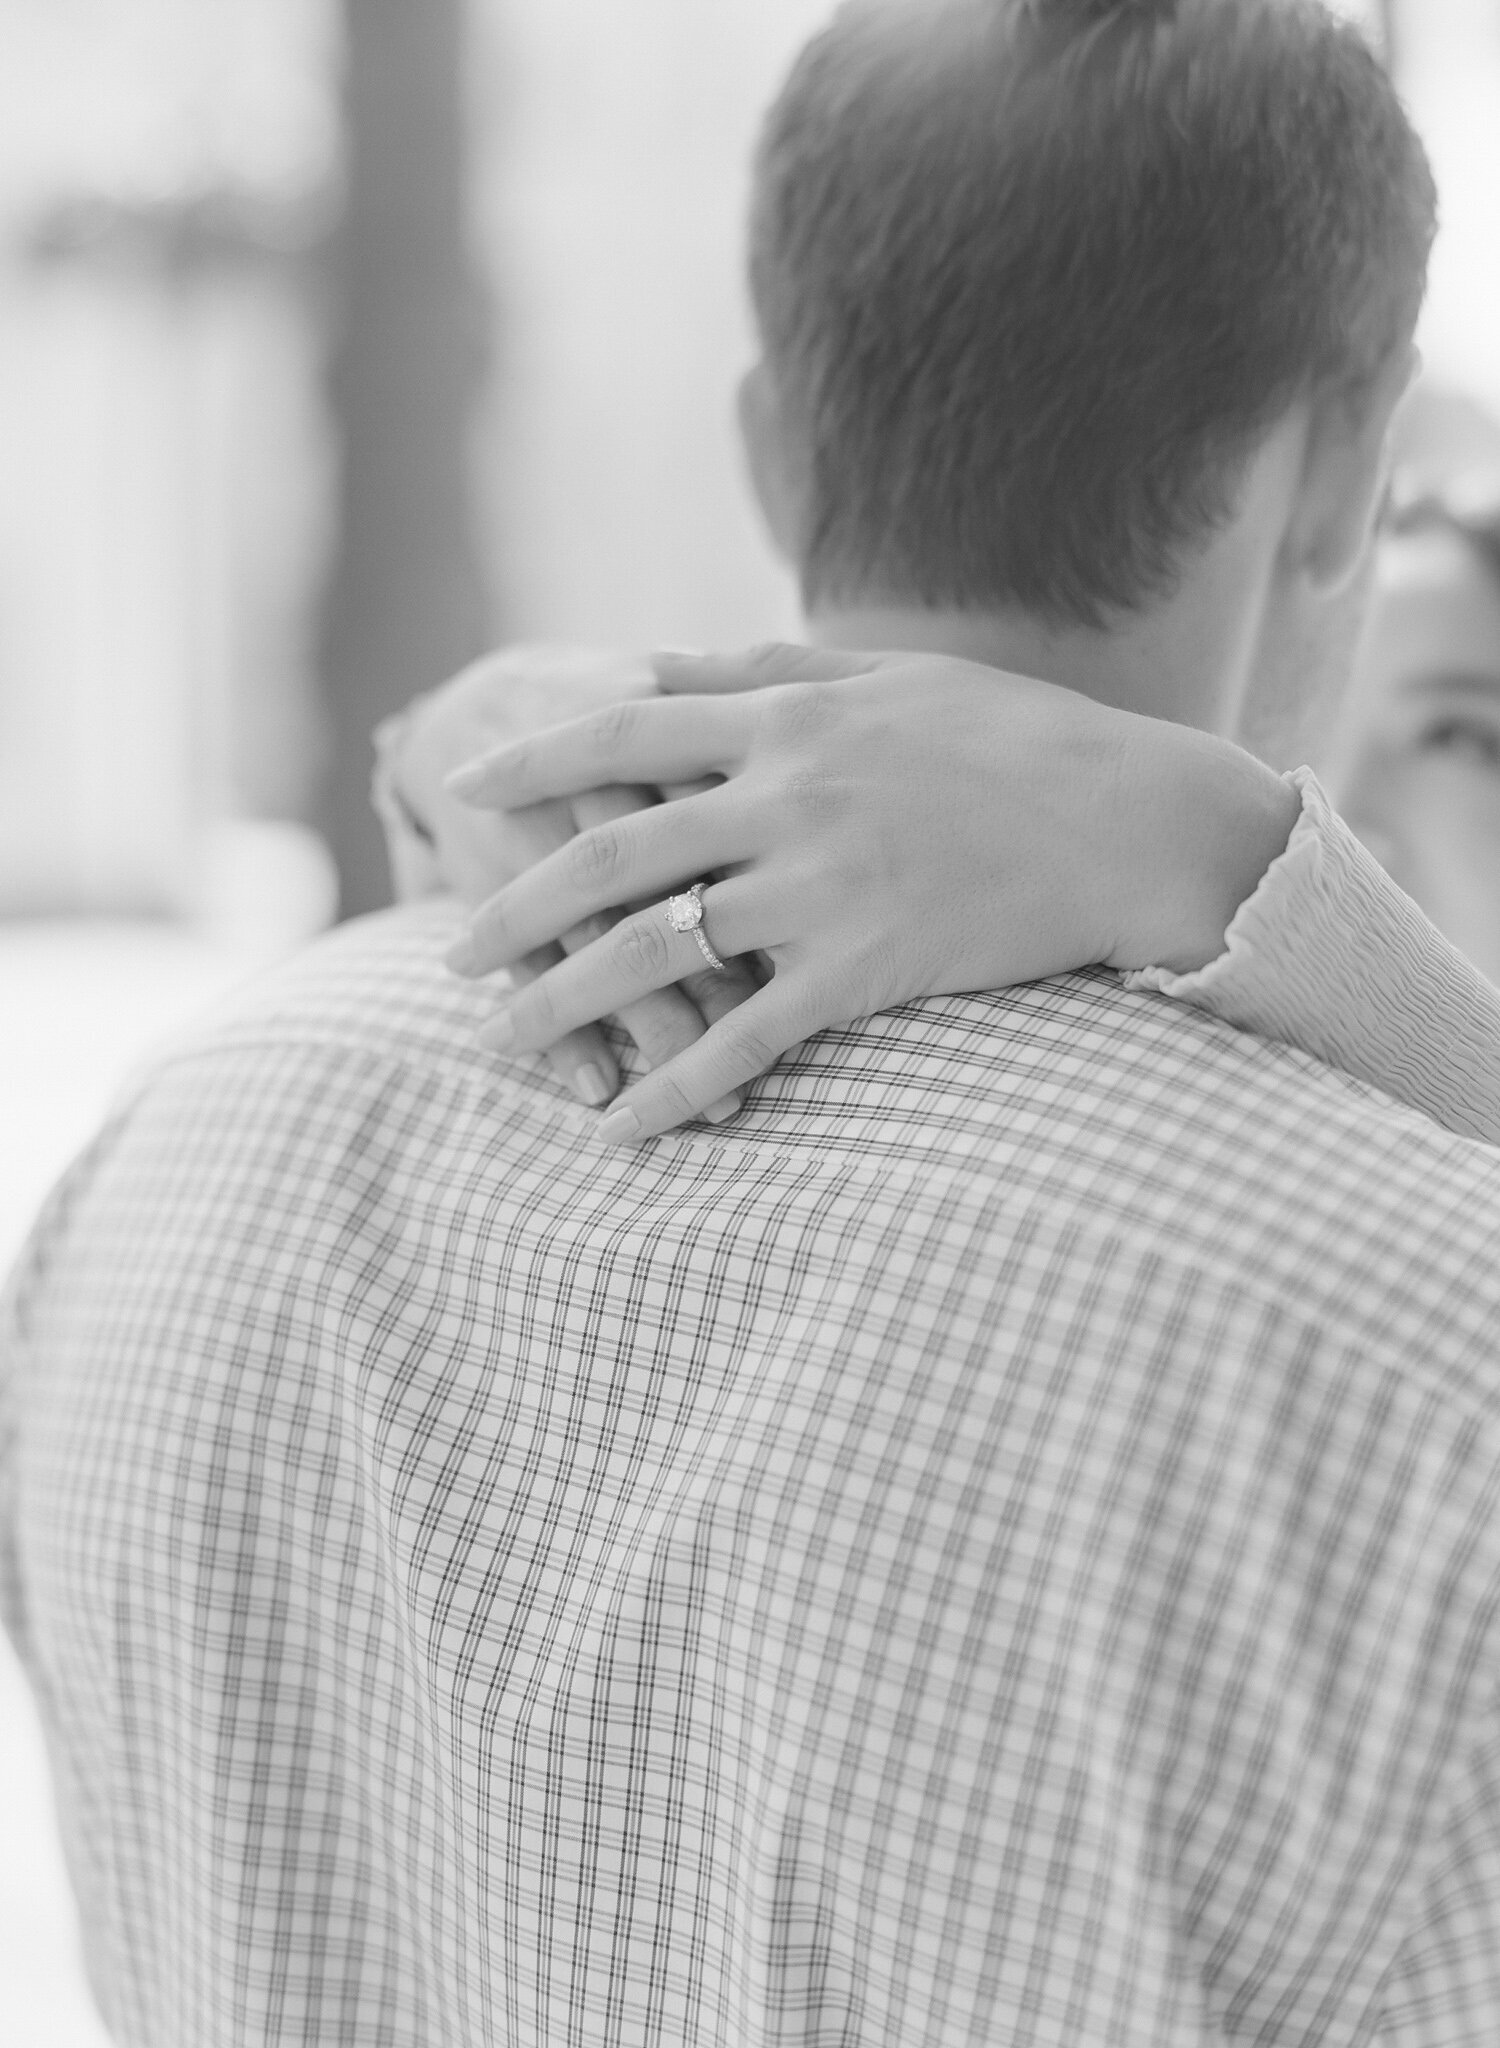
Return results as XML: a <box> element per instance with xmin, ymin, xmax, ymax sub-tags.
<box><xmin>736</xmin><ymin>970</ymin><xmax>1500</xmax><ymax>1379</ymax></box>
<box><xmin>752</xmin><ymin>964</ymin><xmax>1488</xmax><ymax>1179</ymax></box>
<box><xmin>150</xmin><ymin>901</ymin><xmax>1498</xmax><ymax>1186</ymax></box>
<box><xmin>160</xmin><ymin>902</ymin><xmax>1500</xmax><ymax>1237</ymax></box>
<box><xmin>93</xmin><ymin>897</ymin><xmax>592</xmax><ymax>1178</ymax></box>
<box><xmin>175</xmin><ymin>900</ymin><xmax>496</xmax><ymax>1070</ymax></box>
<box><xmin>133</xmin><ymin>906</ymin><xmax>1500</xmax><ymax>1379</ymax></box>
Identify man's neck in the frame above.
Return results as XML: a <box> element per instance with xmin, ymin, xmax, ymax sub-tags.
<box><xmin>804</xmin><ymin>426</ymin><xmax>1313</xmax><ymax>739</ymax></box>
<box><xmin>806</xmin><ymin>589</ymin><xmax>1258</xmax><ymax>737</ymax></box>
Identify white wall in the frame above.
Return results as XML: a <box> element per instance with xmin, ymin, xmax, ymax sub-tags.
<box><xmin>1399</xmin><ymin>0</ymin><xmax>1500</xmax><ymax>423</ymax></box>
<box><xmin>466</xmin><ymin>0</ymin><xmax>834</xmax><ymax>653</ymax></box>
<box><xmin>0</xmin><ymin>0</ymin><xmax>340</xmax><ymax>913</ymax></box>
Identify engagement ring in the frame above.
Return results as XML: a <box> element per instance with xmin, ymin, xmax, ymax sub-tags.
<box><xmin>664</xmin><ymin>882</ymin><xmax>726</xmax><ymax>972</ymax></box>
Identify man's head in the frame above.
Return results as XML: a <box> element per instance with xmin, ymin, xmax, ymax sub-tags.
<box><xmin>741</xmin><ymin>0</ymin><xmax>1436</xmax><ymax>757</ymax></box>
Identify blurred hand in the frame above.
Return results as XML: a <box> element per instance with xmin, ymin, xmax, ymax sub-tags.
<box><xmin>373</xmin><ymin>646</ymin><xmax>760</xmax><ymax>1113</ymax></box>
<box><xmin>375</xmin><ymin>644</ymin><xmax>657</xmax><ymax>908</ymax></box>
<box><xmin>444</xmin><ymin>644</ymin><xmax>1300</xmax><ymax>1142</ymax></box>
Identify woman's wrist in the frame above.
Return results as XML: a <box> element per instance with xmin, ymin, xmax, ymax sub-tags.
<box><xmin>1110</xmin><ymin>719</ymin><xmax>1303</xmax><ymax>977</ymax></box>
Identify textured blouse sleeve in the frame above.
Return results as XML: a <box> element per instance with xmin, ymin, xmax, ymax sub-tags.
<box><xmin>1124</xmin><ymin>768</ymin><xmax>1500</xmax><ymax>1147</ymax></box>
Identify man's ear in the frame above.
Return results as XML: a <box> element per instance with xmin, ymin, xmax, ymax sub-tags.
<box><xmin>738</xmin><ymin>364</ymin><xmax>805</xmax><ymax>565</ymax></box>
<box><xmin>1287</xmin><ymin>344</ymin><xmax>1421</xmax><ymax>596</ymax></box>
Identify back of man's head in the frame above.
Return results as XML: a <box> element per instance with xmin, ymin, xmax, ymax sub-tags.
<box><xmin>749</xmin><ymin>0</ymin><xmax>1436</xmax><ymax>628</ymax></box>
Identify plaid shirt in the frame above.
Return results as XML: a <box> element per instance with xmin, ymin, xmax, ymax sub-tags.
<box><xmin>5</xmin><ymin>903</ymin><xmax>1500</xmax><ymax>2047</ymax></box>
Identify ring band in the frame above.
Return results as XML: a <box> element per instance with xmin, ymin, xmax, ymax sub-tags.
<box><xmin>663</xmin><ymin>882</ymin><xmax>726</xmax><ymax>972</ymax></box>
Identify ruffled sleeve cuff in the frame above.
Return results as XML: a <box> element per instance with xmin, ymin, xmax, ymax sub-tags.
<box><xmin>1124</xmin><ymin>768</ymin><xmax>1500</xmax><ymax>1147</ymax></box>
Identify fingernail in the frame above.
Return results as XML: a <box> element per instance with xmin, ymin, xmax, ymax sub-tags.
<box><xmin>478</xmin><ymin>1011</ymin><xmax>515</xmax><ymax>1051</ymax></box>
<box><xmin>575</xmin><ymin>1063</ymin><xmax>610</xmax><ymax>1106</ymax></box>
<box><xmin>443</xmin><ymin>761</ymin><xmax>490</xmax><ymax>800</ymax></box>
<box><xmin>704</xmin><ymin>1094</ymin><xmax>740</xmax><ymax>1124</ymax></box>
<box><xmin>446</xmin><ymin>938</ymin><xmax>478</xmax><ymax>977</ymax></box>
<box><xmin>597</xmin><ymin>1106</ymin><xmax>640</xmax><ymax>1144</ymax></box>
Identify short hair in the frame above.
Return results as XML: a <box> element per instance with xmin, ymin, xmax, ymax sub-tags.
<box><xmin>749</xmin><ymin>0</ymin><xmax>1437</xmax><ymax>627</ymax></box>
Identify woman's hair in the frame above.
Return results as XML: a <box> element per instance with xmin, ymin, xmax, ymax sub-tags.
<box><xmin>1384</xmin><ymin>388</ymin><xmax>1500</xmax><ymax>592</ymax></box>
<box><xmin>750</xmin><ymin>0</ymin><xmax>1437</xmax><ymax>626</ymax></box>
<box><xmin>1387</xmin><ymin>482</ymin><xmax>1500</xmax><ymax>593</ymax></box>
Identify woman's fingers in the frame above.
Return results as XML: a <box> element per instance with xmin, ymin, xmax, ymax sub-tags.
<box><xmin>606</xmin><ymin>980</ymin><xmax>741</xmax><ymax>1119</ymax></box>
<box><xmin>594</xmin><ymin>980</ymin><xmax>823</xmax><ymax>1143</ymax></box>
<box><xmin>446</xmin><ymin>692</ymin><xmax>752</xmax><ymax>810</ymax></box>
<box><xmin>450</xmin><ymin>787</ymin><xmax>750</xmax><ymax>975</ymax></box>
<box><xmin>513</xmin><ymin>922</ymin><xmax>756</xmax><ymax>1120</ymax></box>
<box><xmin>508</xmin><ymin>949</ymin><xmax>621</xmax><ymax>1107</ymax></box>
<box><xmin>477</xmin><ymin>883</ymin><xmax>761</xmax><ymax>1054</ymax></box>
<box><xmin>604</xmin><ymin>952</ymin><xmax>762</xmax><ymax>1126</ymax></box>
<box><xmin>502</xmin><ymin>783</ymin><xmax>758</xmax><ymax>1119</ymax></box>
<box><xmin>652</xmin><ymin>644</ymin><xmax>880</xmax><ymax>694</ymax></box>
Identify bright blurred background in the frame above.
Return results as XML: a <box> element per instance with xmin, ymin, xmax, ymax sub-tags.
<box><xmin>0</xmin><ymin>1</ymin><xmax>1494</xmax><ymax>2040</ymax></box>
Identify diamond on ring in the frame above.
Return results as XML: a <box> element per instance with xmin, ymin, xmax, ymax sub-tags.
<box><xmin>663</xmin><ymin>883</ymin><xmax>727</xmax><ymax>972</ymax></box>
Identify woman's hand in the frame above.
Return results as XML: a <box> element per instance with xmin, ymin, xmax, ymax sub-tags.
<box><xmin>373</xmin><ymin>646</ymin><xmax>760</xmax><ymax>1113</ymax></box>
<box><xmin>444</xmin><ymin>645</ymin><xmax>1302</xmax><ymax>1142</ymax></box>
<box><xmin>374</xmin><ymin>645</ymin><xmax>667</xmax><ymax>909</ymax></box>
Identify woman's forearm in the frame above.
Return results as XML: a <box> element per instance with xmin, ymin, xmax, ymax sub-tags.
<box><xmin>384</xmin><ymin>644</ymin><xmax>1500</xmax><ymax>1147</ymax></box>
<box><xmin>1105</xmin><ymin>718</ymin><xmax>1303</xmax><ymax>976</ymax></box>
<box><xmin>1126</xmin><ymin>767</ymin><xmax>1500</xmax><ymax>1147</ymax></box>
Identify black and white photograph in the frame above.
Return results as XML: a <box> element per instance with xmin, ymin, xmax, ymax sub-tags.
<box><xmin>4</xmin><ymin>2</ymin><xmax>1500</xmax><ymax>2043</ymax></box>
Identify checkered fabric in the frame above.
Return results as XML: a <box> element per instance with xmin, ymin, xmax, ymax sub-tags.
<box><xmin>5</xmin><ymin>903</ymin><xmax>1500</xmax><ymax>2047</ymax></box>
